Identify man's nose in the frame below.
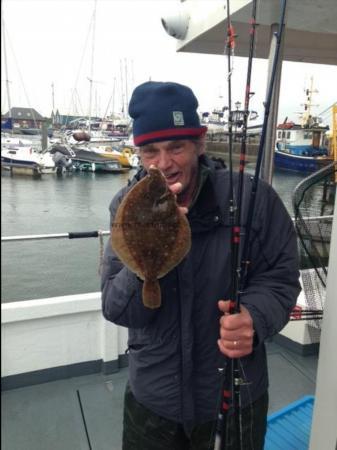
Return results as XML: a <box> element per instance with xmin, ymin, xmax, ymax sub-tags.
<box><xmin>156</xmin><ymin>150</ymin><xmax>172</xmax><ymax>171</ymax></box>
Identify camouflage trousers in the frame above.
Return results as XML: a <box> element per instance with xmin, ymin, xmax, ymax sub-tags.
<box><xmin>122</xmin><ymin>384</ymin><xmax>268</xmax><ymax>450</ymax></box>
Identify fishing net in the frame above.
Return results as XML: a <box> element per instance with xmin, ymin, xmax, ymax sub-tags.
<box><xmin>292</xmin><ymin>161</ymin><xmax>336</xmax><ymax>329</ymax></box>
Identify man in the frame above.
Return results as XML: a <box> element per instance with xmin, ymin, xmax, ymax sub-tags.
<box><xmin>101</xmin><ymin>81</ymin><xmax>301</xmax><ymax>449</ymax></box>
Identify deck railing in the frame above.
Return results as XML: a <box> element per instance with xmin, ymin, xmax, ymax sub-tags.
<box><xmin>1</xmin><ymin>215</ymin><xmax>333</xmax><ymax>243</ymax></box>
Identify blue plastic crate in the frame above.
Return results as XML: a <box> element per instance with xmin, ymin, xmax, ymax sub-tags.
<box><xmin>265</xmin><ymin>395</ymin><xmax>314</xmax><ymax>450</ymax></box>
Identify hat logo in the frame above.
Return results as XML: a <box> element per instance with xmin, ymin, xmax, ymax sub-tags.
<box><xmin>173</xmin><ymin>111</ymin><xmax>184</xmax><ymax>126</ymax></box>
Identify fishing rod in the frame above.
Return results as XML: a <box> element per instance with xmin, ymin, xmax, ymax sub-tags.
<box><xmin>214</xmin><ymin>0</ymin><xmax>288</xmax><ymax>449</ymax></box>
<box><xmin>290</xmin><ymin>309</ymin><xmax>323</xmax><ymax>321</ymax></box>
<box><xmin>213</xmin><ymin>0</ymin><xmax>258</xmax><ymax>449</ymax></box>
<box><xmin>239</xmin><ymin>0</ymin><xmax>287</xmax><ymax>288</ymax></box>
<box><xmin>226</xmin><ymin>0</ymin><xmax>236</xmax><ymax>235</ymax></box>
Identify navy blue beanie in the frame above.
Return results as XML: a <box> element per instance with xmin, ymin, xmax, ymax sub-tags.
<box><xmin>128</xmin><ymin>81</ymin><xmax>207</xmax><ymax>146</ymax></box>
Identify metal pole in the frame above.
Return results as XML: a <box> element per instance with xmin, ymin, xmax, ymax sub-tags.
<box><xmin>41</xmin><ymin>122</ymin><xmax>48</xmax><ymax>152</ymax></box>
<box><xmin>261</xmin><ymin>21</ymin><xmax>286</xmax><ymax>184</ymax></box>
<box><xmin>1</xmin><ymin>231</ymin><xmax>110</xmax><ymax>243</ymax></box>
<box><xmin>309</xmin><ymin>194</ymin><xmax>337</xmax><ymax>450</ymax></box>
<box><xmin>1</xmin><ymin>216</ymin><xmax>332</xmax><ymax>243</ymax></box>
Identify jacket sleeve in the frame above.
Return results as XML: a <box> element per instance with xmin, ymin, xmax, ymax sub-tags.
<box><xmin>240</xmin><ymin>180</ymin><xmax>301</xmax><ymax>346</ymax></box>
<box><xmin>101</xmin><ymin>190</ymin><xmax>159</xmax><ymax>328</ymax></box>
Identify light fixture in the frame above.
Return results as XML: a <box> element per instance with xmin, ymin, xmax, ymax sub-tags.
<box><xmin>161</xmin><ymin>5</ymin><xmax>190</xmax><ymax>40</ymax></box>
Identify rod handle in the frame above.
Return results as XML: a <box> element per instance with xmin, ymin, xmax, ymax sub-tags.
<box><xmin>68</xmin><ymin>231</ymin><xmax>100</xmax><ymax>239</ymax></box>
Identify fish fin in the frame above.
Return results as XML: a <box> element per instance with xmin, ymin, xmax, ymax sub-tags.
<box><xmin>142</xmin><ymin>279</ymin><xmax>161</xmax><ymax>309</ymax></box>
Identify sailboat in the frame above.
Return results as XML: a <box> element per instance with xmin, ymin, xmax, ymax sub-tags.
<box><xmin>0</xmin><ymin>11</ymin><xmax>63</xmax><ymax>175</ymax></box>
<box><xmin>56</xmin><ymin>1</ymin><xmax>138</xmax><ymax>172</ymax></box>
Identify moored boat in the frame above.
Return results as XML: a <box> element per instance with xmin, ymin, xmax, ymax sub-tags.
<box><xmin>1</xmin><ymin>146</ymin><xmax>58</xmax><ymax>175</ymax></box>
<box><xmin>49</xmin><ymin>144</ymin><xmax>130</xmax><ymax>173</ymax></box>
<box><xmin>97</xmin><ymin>144</ymin><xmax>140</xmax><ymax>168</ymax></box>
<box><xmin>1</xmin><ymin>135</ymin><xmax>34</xmax><ymax>149</ymax></box>
<box><xmin>274</xmin><ymin>79</ymin><xmax>334</xmax><ymax>173</ymax></box>
<box><xmin>60</xmin><ymin>130</ymin><xmax>139</xmax><ymax>168</ymax></box>
<box><xmin>274</xmin><ymin>120</ymin><xmax>332</xmax><ymax>173</ymax></box>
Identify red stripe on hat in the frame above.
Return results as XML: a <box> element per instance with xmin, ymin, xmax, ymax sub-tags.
<box><xmin>134</xmin><ymin>127</ymin><xmax>208</xmax><ymax>146</ymax></box>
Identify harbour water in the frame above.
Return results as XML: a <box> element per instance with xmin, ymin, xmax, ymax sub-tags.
<box><xmin>1</xmin><ymin>162</ymin><xmax>306</xmax><ymax>303</ymax></box>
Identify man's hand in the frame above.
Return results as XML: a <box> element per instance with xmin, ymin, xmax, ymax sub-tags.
<box><xmin>217</xmin><ymin>300</ymin><xmax>255</xmax><ymax>358</ymax></box>
<box><xmin>148</xmin><ymin>165</ymin><xmax>188</xmax><ymax>215</ymax></box>
<box><xmin>168</xmin><ymin>181</ymin><xmax>188</xmax><ymax>215</ymax></box>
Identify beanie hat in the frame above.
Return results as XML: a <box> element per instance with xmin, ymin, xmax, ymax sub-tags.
<box><xmin>129</xmin><ymin>81</ymin><xmax>207</xmax><ymax>146</ymax></box>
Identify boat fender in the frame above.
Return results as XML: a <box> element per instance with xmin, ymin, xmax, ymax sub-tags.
<box><xmin>122</xmin><ymin>148</ymin><xmax>132</xmax><ymax>157</ymax></box>
<box><xmin>278</xmin><ymin>121</ymin><xmax>295</xmax><ymax>129</ymax></box>
<box><xmin>73</xmin><ymin>131</ymin><xmax>91</xmax><ymax>142</ymax></box>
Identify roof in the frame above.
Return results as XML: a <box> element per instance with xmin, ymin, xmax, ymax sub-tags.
<box><xmin>174</xmin><ymin>0</ymin><xmax>337</xmax><ymax>65</ymax></box>
<box><xmin>2</xmin><ymin>107</ymin><xmax>45</xmax><ymax>121</ymax></box>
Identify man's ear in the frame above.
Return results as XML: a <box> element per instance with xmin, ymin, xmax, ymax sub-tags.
<box><xmin>197</xmin><ymin>134</ymin><xmax>207</xmax><ymax>155</ymax></box>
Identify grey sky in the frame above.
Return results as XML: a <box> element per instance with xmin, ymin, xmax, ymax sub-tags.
<box><xmin>2</xmin><ymin>0</ymin><xmax>336</xmax><ymax>126</ymax></box>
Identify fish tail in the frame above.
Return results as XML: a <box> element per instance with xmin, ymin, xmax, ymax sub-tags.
<box><xmin>142</xmin><ymin>280</ymin><xmax>161</xmax><ymax>309</ymax></box>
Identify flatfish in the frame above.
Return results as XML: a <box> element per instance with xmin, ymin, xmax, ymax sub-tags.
<box><xmin>111</xmin><ymin>166</ymin><xmax>191</xmax><ymax>309</ymax></box>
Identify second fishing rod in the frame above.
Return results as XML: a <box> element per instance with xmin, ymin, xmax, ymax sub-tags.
<box><xmin>213</xmin><ymin>0</ymin><xmax>258</xmax><ymax>448</ymax></box>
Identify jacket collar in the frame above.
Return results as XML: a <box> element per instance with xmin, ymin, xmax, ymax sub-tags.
<box><xmin>187</xmin><ymin>156</ymin><xmax>225</xmax><ymax>233</ymax></box>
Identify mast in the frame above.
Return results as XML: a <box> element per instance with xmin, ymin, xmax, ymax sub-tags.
<box><xmin>124</xmin><ymin>58</ymin><xmax>129</xmax><ymax>118</ymax></box>
<box><xmin>120</xmin><ymin>59</ymin><xmax>125</xmax><ymax>118</ymax></box>
<box><xmin>112</xmin><ymin>76</ymin><xmax>116</xmax><ymax>118</ymax></box>
<box><xmin>88</xmin><ymin>0</ymin><xmax>97</xmax><ymax>133</ymax></box>
<box><xmin>1</xmin><ymin>5</ymin><xmax>12</xmax><ymax>127</ymax></box>
<box><xmin>51</xmin><ymin>82</ymin><xmax>55</xmax><ymax>124</ymax></box>
<box><xmin>301</xmin><ymin>76</ymin><xmax>318</xmax><ymax>127</ymax></box>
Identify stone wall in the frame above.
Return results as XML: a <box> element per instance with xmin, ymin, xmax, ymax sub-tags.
<box><xmin>206</xmin><ymin>141</ymin><xmax>259</xmax><ymax>165</ymax></box>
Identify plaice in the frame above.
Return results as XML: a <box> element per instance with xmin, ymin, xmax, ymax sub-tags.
<box><xmin>111</xmin><ymin>166</ymin><xmax>191</xmax><ymax>308</ymax></box>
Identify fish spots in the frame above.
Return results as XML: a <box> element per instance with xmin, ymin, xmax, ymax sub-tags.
<box><xmin>111</xmin><ymin>167</ymin><xmax>191</xmax><ymax>308</ymax></box>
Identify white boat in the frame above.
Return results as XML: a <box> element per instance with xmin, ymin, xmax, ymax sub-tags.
<box><xmin>58</xmin><ymin>130</ymin><xmax>139</xmax><ymax>168</ymax></box>
<box><xmin>49</xmin><ymin>141</ymin><xmax>139</xmax><ymax>170</ymax></box>
<box><xmin>91</xmin><ymin>144</ymin><xmax>140</xmax><ymax>168</ymax></box>
<box><xmin>1</xmin><ymin>135</ymin><xmax>34</xmax><ymax>149</ymax></box>
<box><xmin>69</xmin><ymin>129</ymin><xmax>122</xmax><ymax>146</ymax></box>
<box><xmin>1</xmin><ymin>146</ymin><xmax>58</xmax><ymax>175</ymax></box>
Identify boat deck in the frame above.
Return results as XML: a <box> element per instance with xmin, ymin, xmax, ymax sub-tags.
<box><xmin>1</xmin><ymin>339</ymin><xmax>318</xmax><ymax>450</ymax></box>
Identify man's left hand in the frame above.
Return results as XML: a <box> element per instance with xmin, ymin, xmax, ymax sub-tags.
<box><xmin>217</xmin><ymin>300</ymin><xmax>255</xmax><ymax>358</ymax></box>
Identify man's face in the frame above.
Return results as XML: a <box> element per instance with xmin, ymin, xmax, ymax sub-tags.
<box><xmin>138</xmin><ymin>139</ymin><xmax>205</xmax><ymax>205</ymax></box>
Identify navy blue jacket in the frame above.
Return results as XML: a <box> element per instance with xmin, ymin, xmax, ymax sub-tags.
<box><xmin>101</xmin><ymin>156</ymin><xmax>301</xmax><ymax>431</ymax></box>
